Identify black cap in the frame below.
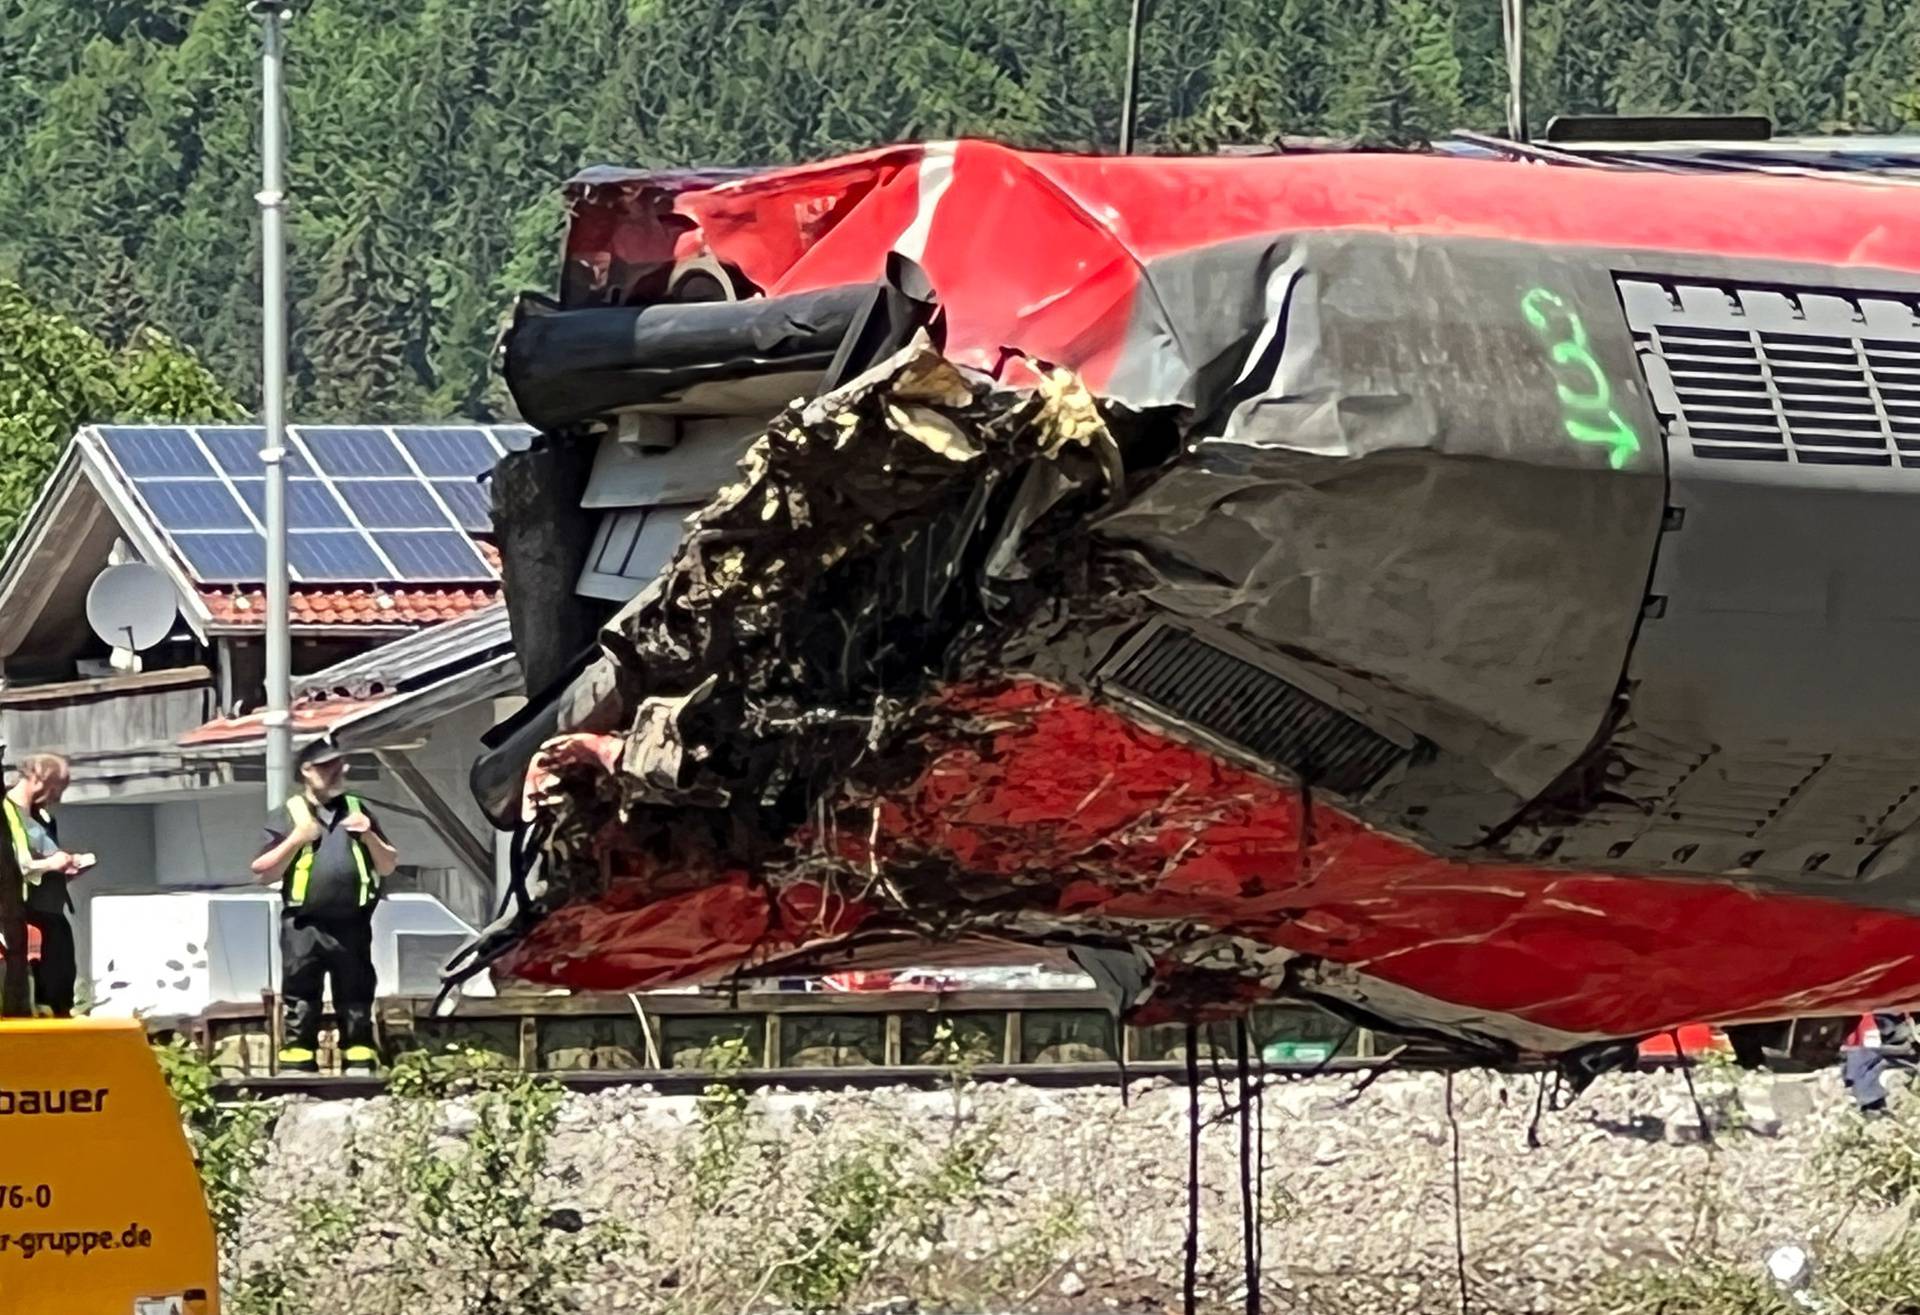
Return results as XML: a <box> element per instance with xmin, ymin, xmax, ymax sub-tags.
<box><xmin>297</xmin><ymin>739</ymin><xmax>346</xmax><ymax>769</ymax></box>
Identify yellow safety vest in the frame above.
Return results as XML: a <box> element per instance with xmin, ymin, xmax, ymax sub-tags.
<box><xmin>2</xmin><ymin>798</ymin><xmax>39</xmax><ymax>898</ymax></box>
<box><xmin>1</xmin><ymin>798</ymin><xmax>42</xmax><ymax>1013</ymax></box>
<box><xmin>284</xmin><ymin>794</ymin><xmax>376</xmax><ymax>910</ymax></box>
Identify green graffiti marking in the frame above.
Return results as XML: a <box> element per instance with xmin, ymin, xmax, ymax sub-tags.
<box><xmin>1521</xmin><ymin>287</ymin><xmax>1641</xmax><ymax>470</ymax></box>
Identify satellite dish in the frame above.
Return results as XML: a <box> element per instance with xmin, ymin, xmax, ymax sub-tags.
<box><xmin>86</xmin><ymin>562</ymin><xmax>178</xmax><ymax>653</ymax></box>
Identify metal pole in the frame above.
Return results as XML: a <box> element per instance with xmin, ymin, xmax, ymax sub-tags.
<box><xmin>1119</xmin><ymin>0</ymin><xmax>1147</xmax><ymax>154</ymax></box>
<box><xmin>1504</xmin><ymin>0</ymin><xmax>1527</xmax><ymax>143</ymax></box>
<box><xmin>254</xmin><ymin>1</ymin><xmax>293</xmax><ymax>810</ymax></box>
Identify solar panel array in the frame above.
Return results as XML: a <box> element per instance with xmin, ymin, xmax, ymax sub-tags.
<box><xmin>90</xmin><ymin>425</ymin><xmax>533</xmax><ymax>585</ymax></box>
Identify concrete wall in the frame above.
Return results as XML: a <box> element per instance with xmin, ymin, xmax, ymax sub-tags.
<box><xmin>55</xmin><ymin>801</ymin><xmax>156</xmax><ymax>981</ymax></box>
<box><xmin>145</xmin><ymin>776</ymin><xmax>471</xmax><ymax>890</ymax></box>
<box><xmin>108</xmin><ymin>701</ymin><xmax>501</xmax><ymax>888</ymax></box>
<box><xmin>152</xmin><ymin>790</ymin><xmax>262</xmax><ymax>885</ymax></box>
<box><xmin>60</xmin><ymin>802</ymin><xmax>157</xmax><ymax>889</ymax></box>
<box><xmin>380</xmin><ymin>698</ymin><xmax>497</xmax><ymax>849</ymax></box>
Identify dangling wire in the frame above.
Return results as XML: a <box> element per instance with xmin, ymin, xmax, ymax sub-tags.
<box><xmin>1670</xmin><ymin>1028</ymin><xmax>1717</xmax><ymax>1148</ymax></box>
<box><xmin>1253</xmin><ymin>1027</ymin><xmax>1266</xmax><ymax>1292</ymax></box>
<box><xmin>1526</xmin><ymin>1070</ymin><xmax>1549</xmax><ymax>1150</ymax></box>
<box><xmin>1446</xmin><ymin>1071</ymin><xmax>1470</xmax><ymax>1315</ymax></box>
<box><xmin>1185</xmin><ymin>1020</ymin><xmax>1202</xmax><ymax>1315</ymax></box>
<box><xmin>1237</xmin><ymin>1018</ymin><xmax>1261</xmax><ymax>1315</ymax></box>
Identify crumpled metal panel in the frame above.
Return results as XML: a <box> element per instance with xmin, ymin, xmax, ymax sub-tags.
<box><xmin>1092</xmin><ymin>234</ymin><xmax>1662</xmax><ymax>833</ymax></box>
<box><xmin>473</xmin><ymin>141</ymin><xmax>1920</xmax><ymax>1056</ymax></box>
<box><xmin>500</xmin><ymin>675</ymin><xmax>1920</xmax><ymax>1055</ymax></box>
<box><xmin>671</xmin><ymin>141</ymin><xmax>1920</xmax><ymax>395</ymax></box>
<box><xmin>477</xmin><ymin>339</ymin><xmax>1122</xmax><ymax>987</ymax></box>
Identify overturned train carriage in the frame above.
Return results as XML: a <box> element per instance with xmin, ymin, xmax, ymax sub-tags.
<box><xmin>464</xmin><ymin>139</ymin><xmax>1920</xmax><ymax>1059</ymax></box>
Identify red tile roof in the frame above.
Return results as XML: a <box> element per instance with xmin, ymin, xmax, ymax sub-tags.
<box><xmin>199</xmin><ymin>586</ymin><xmax>499</xmax><ymax>628</ymax></box>
<box><xmin>177</xmin><ymin>695</ymin><xmax>392</xmax><ymax>747</ymax></box>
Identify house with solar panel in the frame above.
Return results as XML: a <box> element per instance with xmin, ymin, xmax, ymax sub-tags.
<box><xmin>0</xmin><ymin>422</ymin><xmax>531</xmax><ymax>1015</ymax></box>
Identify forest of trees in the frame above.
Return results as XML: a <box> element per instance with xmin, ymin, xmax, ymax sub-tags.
<box><xmin>0</xmin><ymin>279</ymin><xmax>239</xmax><ymax>541</ymax></box>
<box><xmin>1</xmin><ymin>0</ymin><xmax>1917</xmax><ymax>425</ymax></box>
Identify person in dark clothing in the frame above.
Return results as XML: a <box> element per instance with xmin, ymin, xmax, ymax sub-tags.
<box><xmin>5</xmin><ymin>752</ymin><xmax>93</xmax><ymax>1017</ymax></box>
<box><xmin>252</xmin><ymin>741</ymin><xmax>398</xmax><ymax>1074</ymax></box>
<box><xmin>1844</xmin><ymin>1011</ymin><xmax>1916</xmax><ymax>1115</ymax></box>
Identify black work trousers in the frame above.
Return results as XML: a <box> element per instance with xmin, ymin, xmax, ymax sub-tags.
<box><xmin>1844</xmin><ymin>1012</ymin><xmax>1916</xmax><ymax>1111</ymax></box>
<box><xmin>22</xmin><ymin>910</ymin><xmax>74</xmax><ymax>1017</ymax></box>
<box><xmin>280</xmin><ymin>911</ymin><xmax>377</xmax><ymax>1066</ymax></box>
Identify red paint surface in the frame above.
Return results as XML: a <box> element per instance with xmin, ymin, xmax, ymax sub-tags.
<box><xmin>0</xmin><ymin>925</ymin><xmax>43</xmax><ymax>960</ymax></box>
<box><xmin>500</xmin><ymin>873</ymin><xmax>877</xmax><ymax>993</ymax></box>
<box><xmin>868</xmin><ymin>682</ymin><xmax>1920</xmax><ymax>1038</ymax></box>
<box><xmin>505</xmin><ymin>874</ymin><xmax>773</xmax><ymax>992</ymax></box>
<box><xmin>1636</xmin><ymin>1026</ymin><xmax>1726</xmax><ymax>1059</ymax></box>
<box><xmin>510</xmin><ymin>679</ymin><xmax>1920</xmax><ymax>1042</ymax></box>
<box><xmin>677</xmin><ymin>146</ymin><xmax>924</xmax><ymax>293</ymax></box>
<box><xmin>635</xmin><ymin>141</ymin><xmax>1920</xmax><ymax>390</ymax></box>
<box><xmin>524</xmin><ymin>144</ymin><xmax>1920</xmax><ymax>1038</ymax></box>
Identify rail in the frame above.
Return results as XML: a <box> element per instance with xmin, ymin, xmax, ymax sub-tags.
<box><xmin>140</xmin><ymin>987</ymin><xmax>1850</xmax><ymax>1095</ymax></box>
<box><xmin>156</xmin><ymin>988</ymin><xmax>1377</xmax><ymax>1082</ymax></box>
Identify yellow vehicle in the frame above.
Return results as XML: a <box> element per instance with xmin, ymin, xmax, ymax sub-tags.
<box><xmin>0</xmin><ymin>1019</ymin><xmax>220</xmax><ymax>1314</ymax></box>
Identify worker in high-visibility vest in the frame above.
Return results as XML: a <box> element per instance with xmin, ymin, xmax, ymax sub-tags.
<box><xmin>3</xmin><ymin>751</ymin><xmax>94</xmax><ymax>1016</ymax></box>
<box><xmin>251</xmin><ymin>740</ymin><xmax>399</xmax><ymax>1074</ymax></box>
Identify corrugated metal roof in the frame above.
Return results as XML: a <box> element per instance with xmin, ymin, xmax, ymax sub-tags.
<box><xmin>179</xmin><ymin>696</ymin><xmax>391</xmax><ymax>747</ymax></box>
<box><xmin>293</xmin><ymin>601</ymin><xmax>513</xmax><ymax>702</ymax></box>
<box><xmin>178</xmin><ymin>654</ymin><xmax>521</xmax><ymax>751</ymax></box>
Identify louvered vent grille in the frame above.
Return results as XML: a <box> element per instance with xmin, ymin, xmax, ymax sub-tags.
<box><xmin>1618</xmin><ymin>278</ymin><xmax>1920</xmax><ymax>467</ymax></box>
<box><xmin>1105</xmin><ymin>625</ymin><xmax>1412</xmax><ymax>797</ymax></box>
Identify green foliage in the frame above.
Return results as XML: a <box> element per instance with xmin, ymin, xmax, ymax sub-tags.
<box><xmin>1588</xmin><ymin>1260</ymin><xmax>1789</xmax><ymax>1315</ymax></box>
<box><xmin>927</xmin><ymin>1018</ymin><xmax>997</xmax><ymax>1076</ymax></box>
<box><xmin>1823</xmin><ymin>1240</ymin><xmax>1920</xmax><ymax>1311</ymax></box>
<box><xmin>384</xmin><ymin>1043</ymin><xmax>620</xmax><ymax>1315</ymax></box>
<box><xmin>928</xmin><ymin>1017</ymin><xmax>996</xmax><ymax>1137</ymax></box>
<box><xmin>1598</xmin><ymin>1105</ymin><xmax>1920</xmax><ymax>1315</ymax></box>
<box><xmin>212</xmin><ymin>1042</ymin><xmax>620</xmax><ymax>1315</ymax></box>
<box><xmin>690</xmin><ymin>1035</ymin><xmax>754</xmax><ymax>1212</ymax></box>
<box><xmin>1593</xmin><ymin>1236</ymin><xmax>1920</xmax><ymax>1315</ymax></box>
<box><xmin>770</xmin><ymin>1129</ymin><xmax>991</xmax><ymax>1314</ymax></box>
<box><xmin>1687</xmin><ymin>1047</ymin><xmax>1752</xmax><ymax>1135</ymax></box>
<box><xmin>3</xmin><ymin>0</ymin><xmax>1919</xmax><ymax>427</ymax></box>
<box><xmin>227</xmin><ymin>1194</ymin><xmax>364</xmax><ymax>1315</ymax></box>
<box><xmin>1818</xmin><ymin>1099</ymin><xmax>1920</xmax><ymax>1208</ymax></box>
<box><xmin>990</xmin><ymin>1194</ymin><xmax>1086</xmax><ymax>1294</ymax></box>
<box><xmin>385</xmin><ymin>1039</ymin><xmax>518</xmax><ymax>1099</ymax></box>
<box><xmin>0</xmin><ymin>280</ymin><xmax>240</xmax><ymax>545</ymax></box>
<box><xmin>153</xmin><ymin>1037</ymin><xmax>277</xmax><ymax>1245</ymax></box>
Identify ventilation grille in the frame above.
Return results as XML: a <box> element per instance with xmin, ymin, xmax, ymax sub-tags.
<box><xmin>1619</xmin><ymin>278</ymin><xmax>1920</xmax><ymax>467</ymax></box>
<box><xmin>1106</xmin><ymin>626</ymin><xmax>1412</xmax><ymax>797</ymax></box>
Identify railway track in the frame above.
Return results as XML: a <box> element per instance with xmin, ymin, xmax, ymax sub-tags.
<box><xmin>169</xmin><ymin>988</ymin><xmax>1848</xmax><ymax>1098</ymax></box>
<box><xmin>218</xmin><ymin>1052</ymin><xmax>1784</xmax><ymax>1101</ymax></box>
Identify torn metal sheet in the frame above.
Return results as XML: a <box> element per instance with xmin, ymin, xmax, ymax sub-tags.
<box><xmin>471</xmin><ymin>140</ymin><xmax>1920</xmax><ymax>1057</ymax></box>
